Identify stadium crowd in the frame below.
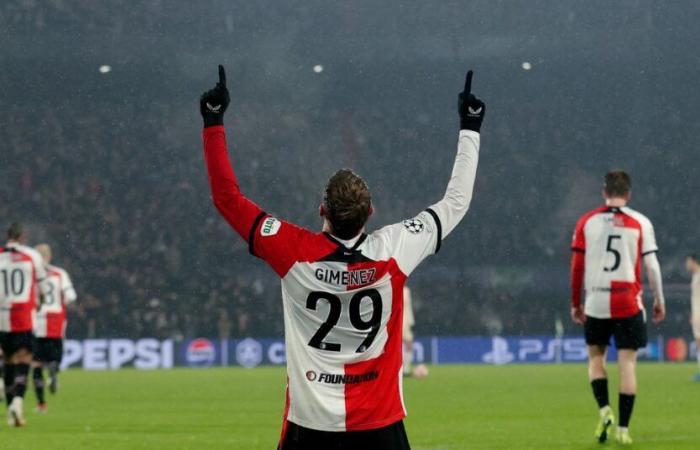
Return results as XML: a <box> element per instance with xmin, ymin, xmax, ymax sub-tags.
<box><xmin>2</xmin><ymin>0</ymin><xmax>698</xmax><ymax>339</ymax></box>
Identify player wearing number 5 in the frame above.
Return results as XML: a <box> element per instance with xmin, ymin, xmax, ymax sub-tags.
<box><xmin>200</xmin><ymin>66</ymin><xmax>484</xmax><ymax>449</ymax></box>
<box><xmin>570</xmin><ymin>171</ymin><xmax>665</xmax><ymax>445</ymax></box>
<box><xmin>0</xmin><ymin>223</ymin><xmax>51</xmax><ymax>426</ymax></box>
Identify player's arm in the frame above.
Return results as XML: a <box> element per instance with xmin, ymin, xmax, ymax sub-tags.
<box><xmin>199</xmin><ymin>66</ymin><xmax>307</xmax><ymax>276</ymax></box>
<box><xmin>200</xmin><ymin>65</ymin><xmax>267</xmax><ymax>244</ymax></box>
<box><xmin>61</xmin><ymin>269</ymin><xmax>77</xmax><ymax>305</ymax></box>
<box><xmin>569</xmin><ymin>217</ymin><xmax>586</xmax><ymax>324</ymax></box>
<box><xmin>382</xmin><ymin>71</ymin><xmax>485</xmax><ymax>276</ymax></box>
<box><xmin>644</xmin><ymin>253</ymin><xmax>665</xmax><ymax>323</ymax></box>
<box><xmin>425</xmin><ymin>70</ymin><xmax>484</xmax><ymax>246</ymax></box>
<box><xmin>33</xmin><ymin>250</ymin><xmax>51</xmax><ymax>308</ymax></box>
<box><xmin>640</xmin><ymin>219</ymin><xmax>665</xmax><ymax>323</ymax></box>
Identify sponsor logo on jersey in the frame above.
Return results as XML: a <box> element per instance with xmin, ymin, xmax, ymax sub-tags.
<box><xmin>314</xmin><ymin>268</ymin><xmax>376</xmax><ymax>286</ymax></box>
<box><xmin>260</xmin><ymin>217</ymin><xmax>281</xmax><ymax>237</ymax></box>
<box><xmin>186</xmin><ymin>338</ymin><xmax>217</xmax><ymax>367</ymax></box>
<box><xmin>306</xmin><ymin>371</ymin><xmax>379</xmax><ymax>385</ymax></box>
<box><xmin>403</xmin><ymin>218</ymin><xmax>424</xmax><ymax>234</ymax></box>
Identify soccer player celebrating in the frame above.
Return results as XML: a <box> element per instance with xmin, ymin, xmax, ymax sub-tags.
<box><xmin>685</xmin><ymin>254</ymin><xmax>700</xmax><ymax>381</ymax></box>
<box><xmin>32</xmin><ymin>244</ymin><xmax>77</xmax><ymax>412</ymax></box>
<box><xmin>0</xmin><ymin>223</ymin><xmax>50</xmax><ymax>426</ymax></box>
<box><xmin>570</xmin><ymin>171</ymin><xmax>665</xmax><ymax>445</ymax></box>
<box><xmin>200</xmin><ymin>65</ymin><xmax>484</xmax><ymax>449</ymax></box>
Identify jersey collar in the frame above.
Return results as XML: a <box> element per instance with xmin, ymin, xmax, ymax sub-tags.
<box><xmin>323</xmin><ymin>232</ymin><xmax>367</xmax><ymax>251</ymax></box>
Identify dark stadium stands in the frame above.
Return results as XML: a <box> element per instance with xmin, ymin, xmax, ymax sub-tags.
<box><xmin>2</xmin><ymin>0</ymin><xmax>698</xmax><ymax>339</ymax></box>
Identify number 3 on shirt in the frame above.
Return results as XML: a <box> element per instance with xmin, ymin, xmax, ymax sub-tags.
<box><xmin>306</xmin><ymin>289</ymin><xmax>383</xmax><ymax>353</ymax></box>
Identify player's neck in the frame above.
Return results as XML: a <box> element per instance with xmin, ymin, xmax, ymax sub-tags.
<box><xmin>321</xmin><ymin>220</ymin><xmax>364</xmax><ymax>245</ymax></box>
<box><xmin>605</xmin><ymin>198</ymin><xmax>627</xmax><ymax>208</ymax></box>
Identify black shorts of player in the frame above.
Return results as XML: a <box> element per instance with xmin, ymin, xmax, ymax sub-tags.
<box><xmin>279</xmin><ymin>420</ymin><xmax>411</xmax><ymax>450</ymax></box>
<box><xmin>584</xmin><ymin>311</ymin><xmax>647</xmax><ymax>350</ymax></box>
<box><xmin>0</xmin><ymin>331</ymin><xmax>35</xmax><ymax>357</ymax></box>
<box><xmin>34</xmin><ymin>338</ymin><xmax>63</xmax><ymax>364</ymax></box>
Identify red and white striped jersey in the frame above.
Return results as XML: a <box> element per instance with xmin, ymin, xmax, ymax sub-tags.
<box><xmin>571</xmin><ymin>206</ymin><xmax>658</xmax><ymax>319</ymax></box>
<box><xmin>0</xmin><ymin>242</ymin><xmax>49</xmax><ymax>332</ymax></box>
<box><xmin>256</xmin><ymin>213</ymin><xmax>438</xmax><ymax>431</ymax></box>
<box><xmin>34</xmin><ymin>264</ymin><xmax>76</xmax><ymax>339</ymax></box>
<box><xmin>202</xmin><ymin>126</ymin><xmax>480</xmax><ymax>433</ymax></box>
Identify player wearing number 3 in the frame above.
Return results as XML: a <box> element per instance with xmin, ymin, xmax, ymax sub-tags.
<box><xmin>32</xmin><ymin>244</ymin><xmax>77</xmax><ymax>412</ymax></box>
<box><xmin>200</xmin><ymin>65</ymin><xmax>484</xmax><ymax>449</ymax></box>
<box><xmin>570</xmin><ymin>171</ymin><xmax>665</xmax><ymax>445</ymax></box>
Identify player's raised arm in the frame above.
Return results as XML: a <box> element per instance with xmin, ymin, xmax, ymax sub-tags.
<box><xmin>382</xmin><ymin>71</ymin><xmax>485</xmax><ymax>277</ymax></box>
<box><xmin>427</xmin><ymin>70</ymin><xmax>484</xmax><ymax>239</ymax></box>
<box><xmin>200</xmin><ymin>65</ymin><xmax>267</xmax><ymax>243</ymax></box>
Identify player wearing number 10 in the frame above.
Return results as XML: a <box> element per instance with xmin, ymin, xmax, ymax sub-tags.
<box><xmin>570</xmin><ymin>171</ymin><xmax>666</xmax><ymax>445</ymax></box>
<box><xmin>0</xmin><ymin>223</ymin><xmax>50</xmax><ymax>426</ymax></box>
<box><xmin>200</xmin><ymin>65</ymin><xmax>484</xmax><ymax>450</ymax></box>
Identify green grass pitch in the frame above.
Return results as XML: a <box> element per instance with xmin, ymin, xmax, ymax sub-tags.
<box><xmin>3</xmin><ymin>364</ymin><xmax>699</xmax><ymax>449</ymax></box>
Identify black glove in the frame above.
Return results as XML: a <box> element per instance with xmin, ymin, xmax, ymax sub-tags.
<box><xmin>458</xmin><ymin>70</ymin><xmax>485</xmax><ymax>132</ymax></box>
<box><xmin>200</xmin><ymin>65</ymin><xmax>230</xmax><ymax>127</ymax></box>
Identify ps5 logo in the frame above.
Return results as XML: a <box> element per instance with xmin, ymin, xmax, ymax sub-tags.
<box><xmin>482</xmin><ymin>337</ymin><xmax>588</xmax><ymax>365</ymax></box>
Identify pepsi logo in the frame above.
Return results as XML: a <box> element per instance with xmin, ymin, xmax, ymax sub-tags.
<box><xmin>186</xmin><ymin>338</ymin><xmax>216</xmax><ymax>367</ymax></box>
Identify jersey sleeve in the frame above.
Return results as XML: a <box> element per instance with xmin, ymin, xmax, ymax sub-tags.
<box><xmin>570</xmin><ymin>250</ymin><xmax>585</xmax><ymax>307</ymax></box>
<box><xmin>27</xmin><ymin>248</ymin><xmax>51</xmax><ymax>297</ymax></box>
<box><xmin>202</xmin><ymin>125</ymin><xmax>267</xmax><ymax>246</ymax></box>
<box><xmin>640</xmin><ymin>218</ymin><xmax>659</xmax><ymax>255</ymax></box>
<box><xmin>376</xmin><ymin>210</ymin><xmax>440</xmax><ymax>276</ymax></box>
<box><xmin>203</xmin><ymin>125</ymin><xmax>315</xmax><ymax>277</ymax></box>
<box><xmin>571</xmin><ymin>215</ymin><xmax>587</xmax><ymax>252</ymax></box>
<box><xmin>60</xmin><ymin>269</ymin><xmax>77</xmax><ymax>304</ymax></box>
<box><xmin>248</xmin><ymin>215</ymin><xmax>312</xmax><ymax>277</ymax></box>
<box><xmin>426</xmin><ymin>130</ymin><xmax>480</xmax><ymax>242</ymax></box>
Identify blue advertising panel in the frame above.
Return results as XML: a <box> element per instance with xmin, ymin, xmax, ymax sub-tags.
<box><xmin>59</xmin><ymin>335</ymin><xmax>690</xmax><ymax>370</ymax></box>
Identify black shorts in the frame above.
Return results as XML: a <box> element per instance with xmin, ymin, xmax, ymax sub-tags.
<box><xmin>584</xmin><ymin>311</ymin><xmax>647</xmax><ymax>350</ymax></box>
<box><xmin>279</xmin><ymin>420</ymin><xmax>411</xmax><ymax>450</ymax></box>
<box><xmin>34</xmin><ymin>338</ymin><xmax>63</xmax><ymax>364</ymax></box>
<box><xmin>0</xmin><ymin>331</ymin><xmax>35</xmax><ymax>357</ymax></box>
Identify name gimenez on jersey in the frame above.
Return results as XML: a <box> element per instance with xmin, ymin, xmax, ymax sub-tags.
<box><xmin>306</xmin><ymin>370</ymin><xmax>379</xmax><ymax>385</ymax></box>
<box><xmin>314</xmin><ymin>268</ymin><xmax>377</xmax><ymax>286</ymax></box>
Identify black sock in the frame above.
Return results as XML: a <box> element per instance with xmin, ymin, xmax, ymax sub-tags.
<box><xmin>33</xmin><ymin>367</ymin><xmax>45</xmax><ymax>405</ymax></box>
<box><xmin>4</xmin><ymin>364</ymin><xmax>15</xmax><ymax>406</ymax></box>
<box><xmin>590</xmin><ymin>378</ymin><xmax>609</xmax><ymax>409</ymax></box>
<box><xmin>619</xmin><ymin>393</ymin><xmax>636</xmax><ymax>428</ymax></box>
<box><xmin>48</xmin><ymin>361</ymin><xmax>59</xmax><ymax>380</ymax></box>
<box><xmin>13</xmin><ymin>364</ymin><xmax>29</xmax><ymax>399</ymax></box>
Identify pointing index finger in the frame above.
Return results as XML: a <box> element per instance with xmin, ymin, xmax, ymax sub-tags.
<box><xmin>464</xmin><ymin>70</ymin><xmax>473</xmax><ymax>95</ymax></box>
<box><xmin>218</xmin><ymin>65</ymin><xmax>226</xmax><ymax>87</ymax></box>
